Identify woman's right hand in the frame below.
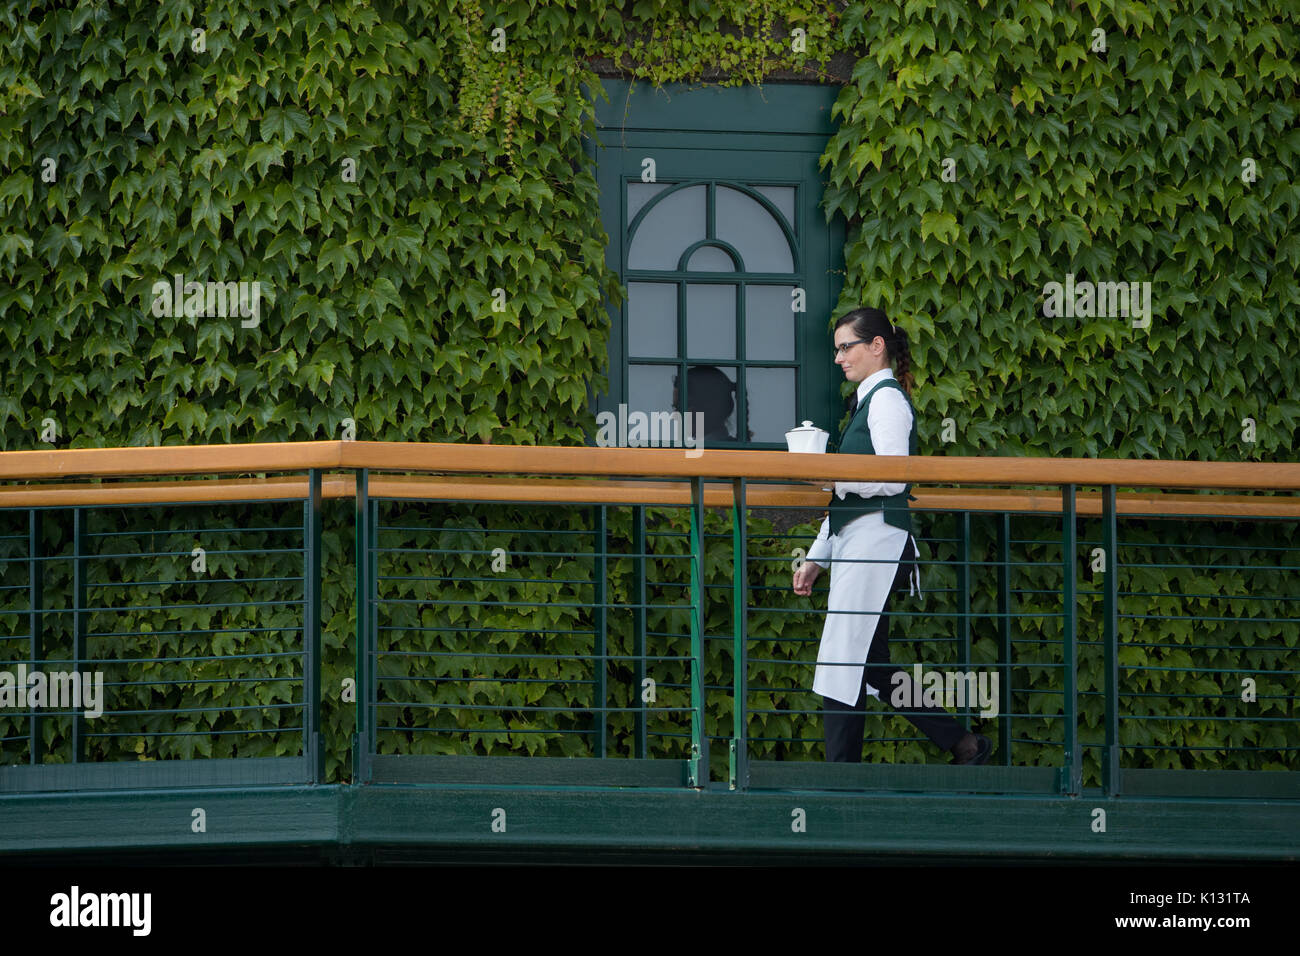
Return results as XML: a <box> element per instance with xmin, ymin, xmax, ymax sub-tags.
<box><xmin>792</xmin><ymin>559</ymin><xmax>822</xmax><ymax>596</ymax></box>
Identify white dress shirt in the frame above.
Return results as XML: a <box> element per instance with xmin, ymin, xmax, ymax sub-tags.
<box><xmin>805</xmin><ymin>367</ymin><xmax>913</xmax><ymax>568</ymax></box>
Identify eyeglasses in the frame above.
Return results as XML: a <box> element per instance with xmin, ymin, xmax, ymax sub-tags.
<box><xmin>833</xmin><ymin>338</ymin><xmax>868</xmax><ymax>358</ymax></box>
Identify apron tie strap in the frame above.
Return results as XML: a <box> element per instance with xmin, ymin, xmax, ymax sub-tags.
<box><xmin>907</xmin><ymin>533</ymin><xmax>923</xmax><ymax>600</ymax></box>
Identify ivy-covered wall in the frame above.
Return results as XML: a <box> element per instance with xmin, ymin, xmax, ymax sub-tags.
<box><xmin>823</xmin><ymin>1</ymin><xmax>1300</xmax><ymax>459</ymax></box>
<box><xmin>1</xmin><ymin>1</ymin><xmax>1296</xmax><ymax>783</ymax></box>
<box><xmin>0</xmin><ymin>0</ymin><xmax>847</xmax><ymax>448</ymax></box>
<box><xmin>3</xmin><ymin>0</ymin><xmax>1296</xmax><ymax>451</ymax></box>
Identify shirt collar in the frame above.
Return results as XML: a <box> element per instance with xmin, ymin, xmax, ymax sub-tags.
<box><xmin>855</xmin><ymin>367</ymin><xmax>895</xmax><ymax>404</ymax></box>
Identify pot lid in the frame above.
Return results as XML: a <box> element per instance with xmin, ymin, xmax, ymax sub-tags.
<box><xmin>786</xmin><ymin>421</ymin><xmax>824</xmax><ymax>433</ymax></box>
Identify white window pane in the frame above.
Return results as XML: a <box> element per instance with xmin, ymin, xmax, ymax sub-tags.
<box><xmin>715</xmin><ymin>185</ymin><xmax>793</xmax><ymax>273</ymax></box>
<box><xmin>744</xmin><ymin>285</ymin><xmax>795</xmax><ymax>360</ymax></box>
<box><xmin>686</xmin><ymin>245</ymin><xmax>735</xmax><ymax>271</ymax></box>
<box><xmin>752</xmin><ymin>185</ymin><xmax>796</xmax><ymax>230</ymax></box>
<box><xmin>628</xmin><ymin>184</ymin><xmax>706</xmax><ymax>270</ymax></box>
<box><xmin>744</xmin><ymin>367</ymin><xmax>797</xmax><ymax>443</ymax></box>
<box><xmin>628</xmin><ymin>182</ymin><xmax>669</xmax><ymax>222</ymax></box>
<box><xmin>686</xmin><ymin>283</ymin><xmax>736</xmax><ymax>360</ymax></box>
<box><xmin>628</xmin><ymin>282</ymin><xmax>677</xmax><ymax>358</ymax></box>
<box><xmin>627</xmin><ymin>365</ymin><xmax>678</xmax><ymax>429</ymax></box>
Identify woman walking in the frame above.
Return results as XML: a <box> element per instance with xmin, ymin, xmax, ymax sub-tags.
<box><xmin>792</xmin><ymin>307</ymin><xmax>991</xmax><ymax>764</ymax></box>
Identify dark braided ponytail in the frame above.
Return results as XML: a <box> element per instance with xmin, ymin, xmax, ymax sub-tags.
<box><xmin>890</xmin><ymin>325</ymin><xmax>915</xmax><ymax>396</ymax></box>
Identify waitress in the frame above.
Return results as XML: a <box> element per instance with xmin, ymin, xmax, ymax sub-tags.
<box><xmin>791</xmin><ymin>307</ymin><xmax>991</xmax><ymax>765</ymax></box>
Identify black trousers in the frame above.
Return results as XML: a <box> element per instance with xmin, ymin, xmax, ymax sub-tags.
<box><xmin>823</xmin><ymin>535</ymin><xmax>968</xmax><ymax>761</ymax></box>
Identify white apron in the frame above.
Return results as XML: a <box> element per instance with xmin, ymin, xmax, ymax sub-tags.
<box><xmin>812</xmin><ymin>512</ymin><xmax>923</xmax><ymax>705</ymax></box>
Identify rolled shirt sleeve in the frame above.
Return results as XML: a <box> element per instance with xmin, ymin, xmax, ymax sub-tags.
<box><xmin>805</xmin><ymin>515</ymin><xmax>832</xmax><ymax>568</ymax></box>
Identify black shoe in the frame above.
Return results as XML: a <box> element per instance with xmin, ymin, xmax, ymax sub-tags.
<box><xmin>951</xmin><ymin>733</ymin><xmax>992</xmax><ymax>765</ymax></box>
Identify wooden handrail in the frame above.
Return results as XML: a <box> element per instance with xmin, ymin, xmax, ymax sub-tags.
<box><xmin>1</xmin><ymin>474</ymin><xmax>1298</xmax><ymax>519</ymax></box>
<box><xmin>365</xmin><ymin>478</ymin><xmax>1300</xmax><ymax>517</ymax></box>
<box><xmin>0</xmin><ymin>440</ymin><xmax>1297</xmax><ymax>490</ymax></box>
<box><xmin>0</xmin><ymin>441</ymin><xmax>342</xmax><ymax>480</ymax></box>
<box><xmin>0</xmin><ymin>476</ymin><xmax>353</xmax><ymax>507</ymax></box>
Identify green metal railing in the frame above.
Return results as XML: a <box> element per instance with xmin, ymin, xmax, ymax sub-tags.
<box><xmin>725</xmin><ymin>483</ymin><xmax>1297</xmax><ymax>797</ymax></box>
<box><xmin>350</xmin><ymin>469</ymin><xmax>1298</xmax><ymax>800</ymax></box>
<box><xmin>355</xmin><ymin>474</ymin><xmax>708</xmax><ymax>786</ymax></box>
<box><xmin>0</xmin><ymin>444</ymin><xmax>1295</xmax><ymax>803</ymax></box>
<box><xmin>0</xmin><ymin>477</ymin><xmax>324</xmax><ymax>791</ymax></box>
<box><xmin>719</xmin><ymin>486</ymin><xmax>1074</xmax><ymax>794</ymax></box>
<box><xmin>1094</xmin><ymin>495</ymin><xmax>1298</xmax><ymax>798</ymax></box>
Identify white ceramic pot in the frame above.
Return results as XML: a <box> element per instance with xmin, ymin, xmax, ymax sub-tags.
<box><xmin>785</xmin><ymin>421</ymin><xmax>829</xmax><ymax>453</ymax></box>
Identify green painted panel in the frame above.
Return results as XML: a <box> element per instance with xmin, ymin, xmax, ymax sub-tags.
<box><xmin>745</xmin><ymin>760</ymin><xmax>1061</xmax><ymax>794</ymax></box>
<box><xmin>343</xmin><ymin>786</ymin><xmax>1300</xmax><ymax>862</ymax></box>
<box><xmin>0</xmin><ymin>757</ymin><xmax>313</xmax><ymax>793</ymax></box>
<box><xmin>367</xmin><ymin>755</ymin><xmax>689</xmax><ymax>787</ymax></box>
<box><xmin>0</xmin><ymin>785</ymin><xmax>341</xmax><ymax>855</ymax></box>
<box><xmin>594</xmin><ymin>80</ymin><xmax>841</xmax><ymax>136</ymax></box>
<box><xmin>2</xmin><ymin>785</ymin><xmax>1296</xmax><ymax>862</ymax></box>
<box><xmin>1120</xmin><ymin>769</ymin><xmax>1300</xmax><ymax>799</ymax></box>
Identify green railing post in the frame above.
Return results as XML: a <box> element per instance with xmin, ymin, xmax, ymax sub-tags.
<box><xmin>1061</xmin><ymin>484</ymin><xmax>1081</xmax><ymax>795</ymax></box>
<box><xmin>592</xmin><ymin>505</ymin><xmax>608</xmax><ymax>758</ymax></box>
<box><xmin>730</xmin><ymin>478</ymin><xmax>748</xmax><ymax>791</ymax></box>
<box><xmin>27</xmin><ymin>509</ymin><xmax>43</xmax><ymax>764</ymax></box>
<box><xmin>71</xmin><ymin>507</ymin><xmax>86</xmax><ymax>764</ymax></box>
<box><xmin>632</xmin><ymin>505</ymin><xmax>647</xmax><ymax>759</ymax></box>
<box><xmin>996</xmin><ymin>511</ymin><xmax>1012</xmax><ymax>766</ymax></box>
<box><xmin>353</xmin><ymin>468</ymin><xmax>371</xmax><ymax>783</ymax></box>
<box><xmin>303</xmin><ymin>469</ymin><xmax>323</xmax><ymax>783</ymax></box>
<box><xmin>1101</xmin><ymin>483</ymin><xmax>1120</xmax><ymax>795</ymax></box>
<box><xmin>368</xmin><ymin>493</ymin><xmax>379</xmax><ymax>771</ymax></box>
<box><xmin>687</xmin><ymin>476</ymin><xmax>707</xmax><ymax>787</ymax></box>
<box><xmin>956</xmin><ymin>510</ymin><xmax>972</xmax><ymax>730</ymax></box>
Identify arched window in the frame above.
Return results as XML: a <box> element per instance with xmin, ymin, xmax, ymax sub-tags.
<box><xmin>592</xmin><ymin>80</ymin><xmax>846</xmax><ymax>449</ymax></box>
<box><xmin>624</xmin><ymin>181</ymin><xmax>801</xmax><ymax>446</ymax></box>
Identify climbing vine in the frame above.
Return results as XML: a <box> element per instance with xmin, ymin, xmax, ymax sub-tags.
<box><xmin>0</xmin><ymin>0</ymin><xmax>1296</xmax><ymax>784</ymax></box>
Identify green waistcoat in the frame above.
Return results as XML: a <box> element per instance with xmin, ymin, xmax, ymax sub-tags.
<box><xmin>827</xmin><ymin>377</ymin><xmax>917</xmax><ymax>536</ymax></box>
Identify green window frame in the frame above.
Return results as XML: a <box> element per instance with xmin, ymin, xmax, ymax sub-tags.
<box><xmin>586</xmin><ymin>79</ymin><xmax>847</xmax><ymax>449</ymax></box>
